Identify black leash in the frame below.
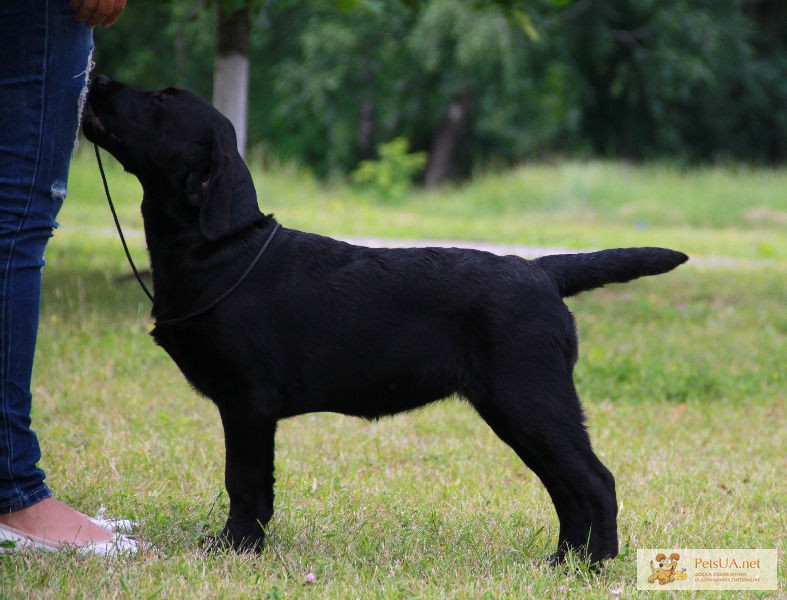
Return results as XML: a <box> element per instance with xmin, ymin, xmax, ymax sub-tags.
<box><xmin>94</xmin><ymin>143</ymin><xmax>154</xmax><ymax>302</ymax></box>
<box><xmin>94</xmin><ymin>143</ymin><xmax>281</xmax><ymax>326</ymax></box>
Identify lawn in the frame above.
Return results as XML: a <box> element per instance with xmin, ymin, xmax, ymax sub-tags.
<box><xmin>1</xmin><ymin>152</ymin><xmax>784</xmax><ymax>599</ymax></box>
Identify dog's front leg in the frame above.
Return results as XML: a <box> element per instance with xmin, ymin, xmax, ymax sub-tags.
<box><xmin>213</xmin><ymin>402</ymin><xmax>277</xmax><ymax>553</ymax></box>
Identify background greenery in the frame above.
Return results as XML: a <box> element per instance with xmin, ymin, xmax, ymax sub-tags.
<box><xmin>93</xmin><ymin>0</ymin><xmax>787</xmax><ymax>180</ymax></box>
<box><xmin>0</xmin><ymin>154</ymin><xmax>783</xmax><ymax>598</ymax></box>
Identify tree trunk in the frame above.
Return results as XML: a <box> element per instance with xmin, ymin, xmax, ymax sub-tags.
<box><xmin>357</xmin><ymin>96</ymin><xmax>375</xmax><ymax>159</ymax></box>
<box><xmin>424</xmin><ymin>87</ymin><xmax>473</xmax><ymax>187</ymax></box>
<box><xmin>174</xmin><ymin>24</ymin><xmax>186</xmax><ymax>85</ymax></box>
<box><xmin>213</xmin><ymin>6</ymin><xmax>251</xmax><ymax>158</ymax></box>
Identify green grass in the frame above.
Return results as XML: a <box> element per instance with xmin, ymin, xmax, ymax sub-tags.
<box><xmin>68</xmin><ymin>151</ymin><xmax>787</xmax><ymax>263</ymax></box>
<box><xmin>1</xmin><ymin>153</ymin><xmax>784</xmax><ymax>598</ymax></box>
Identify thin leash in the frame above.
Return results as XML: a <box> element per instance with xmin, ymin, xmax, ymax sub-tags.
<box><xmin>94</xmin><ymin>143</ymin><xmax>154</xmax><ymax>302</ymax></box>
<box><xmin>155</xmin><ymin>221</ymin><xmax>280</xmax><ymax>327</ymax></box>
<box><xmin>93</xmin><ymin>143</ymin><xmax>281</xmax><ymax>326</ymax></box>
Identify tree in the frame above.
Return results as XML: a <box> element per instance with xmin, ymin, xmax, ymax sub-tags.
<box><xmin>271</xmin><ymin>3</ymin><xmax>418</xmax><ymax>176</ymax></box>
<box><xmin>555</xmin><ymin>0</ymin><xmax>787</xmax><ymax>162</ymax></box>
<box><xmin>272</xmin><ymin>1</ymin><xmax>542</xmax><ymax>181</ymax></box>
<box><xmin>405</xmin><ymin>0</ymin><xmax>529</xmax><ymax>184</ymax></box>
<box><xmin>213</xmin><ymin>2</ymin><xmax>253</xmax><ymax>157</ymax></box>
<box><xmin>92</xmin><ymin>0</ymin><xmax>214</xmax><ymax>98</ymax></box>
<box><xmin>92</xmin><ymin>0</ymin><xmax>787</xmax><ymax>173</ymax></box>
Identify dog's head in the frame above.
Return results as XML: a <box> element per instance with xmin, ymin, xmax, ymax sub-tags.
<box><xmin>653</xmin><ymin>552</ymin><xmax>680</xmax><ymax>570</ymax></box>
<box><xmin>83</xmin><ymin>75</ymin><xmax>264</xmax><ymax>242</ymax></box>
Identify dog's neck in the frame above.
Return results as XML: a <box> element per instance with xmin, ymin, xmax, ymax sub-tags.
<box><xmin>141</xmin><ymin>189</ymin><xmax>276</xmax><ymax>322</ymax></box>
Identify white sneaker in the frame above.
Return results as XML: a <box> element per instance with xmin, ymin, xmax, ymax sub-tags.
<box><xmin>91</xmin><ymin>508</ymin><xmax>137</xmax><ymax>534</ymax></box>
<box><xmin>0</xmin><ymin>521</ymin><xmax>138</xmax><ymax>556</ymax></box>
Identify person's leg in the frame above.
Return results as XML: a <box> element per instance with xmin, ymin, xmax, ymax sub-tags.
<box><xmin>0</xmin><ymin>0</ymin><xmax>113</xmax><ymax>545</ymax></box>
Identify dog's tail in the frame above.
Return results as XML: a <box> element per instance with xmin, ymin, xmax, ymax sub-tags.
<box><xmin>536</xmin><ymin>247</ymin><xmax>688</xmax><ymax>298</ymax></box>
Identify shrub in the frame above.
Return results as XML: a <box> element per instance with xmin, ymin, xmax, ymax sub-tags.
<box><xmin>350</xmin><ymin>137</ymin><xmax>427</xmax><ymax>201</ymax></box>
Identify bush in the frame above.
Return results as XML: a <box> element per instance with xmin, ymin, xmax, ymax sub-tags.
<box><xmin>350</xmin><ymin>137</ymin><xmax>427</xmax><ymax>200</ymax></box>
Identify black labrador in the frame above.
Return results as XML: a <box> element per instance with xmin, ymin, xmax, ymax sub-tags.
<box><xmin>83</xmin><ymin>76</ymin><xmax>687</xmax><ymax>564</ymax></box>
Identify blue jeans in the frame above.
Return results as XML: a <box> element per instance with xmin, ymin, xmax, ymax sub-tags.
<box><xmin>0</xmin><ymin>1</ymin><xmax>93</xmax><ymax>512</ymax></box>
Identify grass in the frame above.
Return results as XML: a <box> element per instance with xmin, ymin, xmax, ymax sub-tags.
<box><xmin>1</xmin><ymin>152</ymin><xmax>784</xmax><ymax>598</ymax></box>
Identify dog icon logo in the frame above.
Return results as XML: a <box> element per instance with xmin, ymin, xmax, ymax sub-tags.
<box><xmin>648</xmin><ymin>552</ymin><xmax>689</xmax><ymax>585</ymax></box>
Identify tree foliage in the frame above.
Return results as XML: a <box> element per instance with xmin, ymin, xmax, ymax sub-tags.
<box><xmin>93</xmin><ymin>0</ymin><xmax>787</xmax><ymax>180</ymax></box>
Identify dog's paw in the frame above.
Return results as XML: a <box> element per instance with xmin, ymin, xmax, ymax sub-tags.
<box><xmin>200</xmin><ymin>529</ymin><xmax>265</xmax><ymax>554</ymax></box>
<box><xmin>548</xmin><ymin>543</ymin><xmax>615</xmax><ymax>572</ymax></box>
<box><xmin>547</xmin><ymin>549</ymin><xmax>567</xmax><ymax>566</ymax></box>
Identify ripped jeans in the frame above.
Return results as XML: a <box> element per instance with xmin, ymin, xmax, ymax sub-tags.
<box><xmin>0</xmin><ymin>1</ymin><xmax>93</xmax><ymax>512</ymax></box>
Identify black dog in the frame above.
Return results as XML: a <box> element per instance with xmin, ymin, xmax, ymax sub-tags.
<box><xmin>83</xmin><ymin>76</ymin><xmax>687</xmax><ymax>564</ymax></box>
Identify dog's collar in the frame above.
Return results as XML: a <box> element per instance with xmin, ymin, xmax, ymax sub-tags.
<box><xmin>96</xmin><ymin>143</ymin><xmax>281</xmax><ymax>328</ymax></box>
<box><xmin>154</xmin><ymin>222</ymin><xmax>281</xmax><ymax>327</ymax></box>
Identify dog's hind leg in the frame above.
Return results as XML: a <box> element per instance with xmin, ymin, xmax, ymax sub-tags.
<box><xmin>213</xmin><ymin>400</ymin><xmax>277</xmax><ymax>553</ymax></box>
<box><xmin>469</xmin><ymin>362</ymin><xmax>618</xmax><ymax>565</ymax></box>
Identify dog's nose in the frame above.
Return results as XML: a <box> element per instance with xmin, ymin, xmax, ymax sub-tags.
<box><xmin>92</xmin><ymin>74</ymin><xmax>113</xmax><ymax>89</ymax></box>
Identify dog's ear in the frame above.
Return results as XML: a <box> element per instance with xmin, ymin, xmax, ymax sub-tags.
<box><xmin>186</xmin><ymin>133</ymin><xmax>261</xmax><ymax>242</ymax></box>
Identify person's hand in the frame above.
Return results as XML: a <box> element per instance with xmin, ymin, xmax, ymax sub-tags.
<box><xmin>71</xmin><ymin>0</ymin><xmax>127</xmax><ymax>28</ymax></box>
